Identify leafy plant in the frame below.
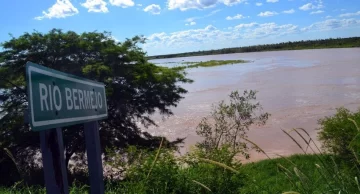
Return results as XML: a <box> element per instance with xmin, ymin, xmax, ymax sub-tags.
<box><xmin>196</xmin><ymin>90</ymin><xmax>270</xmax><ymax>160</ymax></box>
<box><xmin>318</xmin><ymin>107</ymin><xmax>360</xmax><ymax>161</ymax></box>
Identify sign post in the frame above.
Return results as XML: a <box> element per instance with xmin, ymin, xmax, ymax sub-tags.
<box><xmin>26</xmin><ymin>62</ymin><xmax>108</xmax><ymax>194</ymax></box>
<box><xmin>84</xmin><ymin>121</ymin><xmax>104</xmax><ymax>194</ymax></box>
<box><xmin>40</xmin><ymin>128</ymin><xmax>69</xmax><ymax>194</ymax></box>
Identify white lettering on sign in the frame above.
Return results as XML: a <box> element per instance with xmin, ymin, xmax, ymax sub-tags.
<box><xmin>90</xmin><ymin>91</ymin><xmax>95</xmax><ymax>109</ymax></box>
<box><xmin>72</xmin><ymin>89</ymin><xmax>79</xmax><ymax>110</ymax></box>
<box><xmin>39</xmin><ymin>83</ymin><xmax>49</xmax><ymax>111</ymax></box>
<box><xmin>65</xmin><ymin>88</ymin><xmax>73</xmax><ymax>110</ymax></box>
<box><xmin>38</xmin><ymin>83</ymin><xmax>104</xmax><ymax>112</ymax></box>
<box><xmin>84</xmin><ymin>90</ymin><xmax>90</xmax><ymax>109</ymax></box>
<box><xmin>97</xmin><ymin>92</ymin><xmax>103</xmax><ymax>108</ymax></box>
<box><xmin>78</xmin><ymin>90</ymin><xmax>84</xmax><ymax>110</ymax></box>
<box><xmin>53</xmin><ymin>85</ymin><xmax>62</xmax><ymax>111</ymax></box>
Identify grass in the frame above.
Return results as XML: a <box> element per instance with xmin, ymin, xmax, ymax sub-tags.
<box><xmin>173</xmin><ymin>60</ymin><xmax>249</xmax><ymax>70</ymax></box>
<box><xmin>1</xmin><ymin>154</ymin><xmax>357</xmax><ymax>194</ymax></box>
<box><xmin>240</xmin><ymin>154</ymin><xmax>344</xmax><ymax>193</ymax></box>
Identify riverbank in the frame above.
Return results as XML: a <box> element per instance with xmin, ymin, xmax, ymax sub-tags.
<box><xmin>148</xmin><ymin>37</ymin><xmax>360</xmax><ymax>59</ymax></box>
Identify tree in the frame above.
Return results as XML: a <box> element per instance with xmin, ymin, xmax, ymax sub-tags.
<box><xmin>0</xmin><ymin>29</ymin><xmax>192</xmax><ymax>177</ymax></box>
<box><xmin>196</xmin><ymin>90</ymin><xmax>270</xmax><ymax>161</ymax></box>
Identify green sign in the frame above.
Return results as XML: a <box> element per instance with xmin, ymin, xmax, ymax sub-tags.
<box><xmin>26</xmin><ymin>62</ymin><xmax>108</xmax><ymax>131</ymax></box>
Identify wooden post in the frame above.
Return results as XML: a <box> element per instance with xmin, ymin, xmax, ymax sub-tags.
<box><xmin>84</xmin><ymin>121</ymin><xmax>104</xmax><ymax>194</ymax></box>
<box><xmin>40</xmin><ymin>128</ymin><xmax>69</xmax><ymax>194</ymax></box>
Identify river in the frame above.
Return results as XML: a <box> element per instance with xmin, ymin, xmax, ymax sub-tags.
<box><xmin>147</xmin><ymin>48</ymin><xmax>360</xmax><ymax>162</ymax></box>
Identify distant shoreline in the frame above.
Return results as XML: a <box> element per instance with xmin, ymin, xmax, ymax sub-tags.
<box><xmin>170</xmin><ymin>60</ymin><xmax>249</xmax><ymax>70</ymax></box>
<box><xmin>147</xmin><ymin>37</ymin><xmax>360</xmax><ymax>60</ymax></box>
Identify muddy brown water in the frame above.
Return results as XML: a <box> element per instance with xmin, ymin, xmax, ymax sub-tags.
<box><xmin>147</xmin><ymin>48</ymin><xmax>360</xmax><ymax>162</ymax></box>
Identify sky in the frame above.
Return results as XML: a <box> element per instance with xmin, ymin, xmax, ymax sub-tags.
<box><xmin>0</xmin><ymin>0</ymin><xmax>359</xmax><ymax>56</ymax></box>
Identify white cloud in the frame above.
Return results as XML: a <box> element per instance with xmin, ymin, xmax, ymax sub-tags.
<box><xmin>223</xmin><ymin>0</ymin><xmax>248</xmax><ymax>6</ymax></box>
<box><xmin>255</xmin><ymin>2</ymin><xmax>263</xmax><ymax>6</ymax></box>
<box><xmin>339</xmin><ymin>11</ymin><xmax>360</xmax><ymax>17</ymax></box>
<box><xmin>144</xmin><ymin>4</ymin><xmax>161</xmax><ymax>14</ymax></box>
<box><xmin>146</xmin><ymin>25</ymin><xmax>220</xmax><ymax>47</ymax></box>
<box><xmin>81</xmin><ymin>0</ymin><xmax>108</xmax><ymax>13</ymax></box>
<box><xmin>144</xmin><ymin>22</ymin><xmax>302</xmax><ymax>55</ymax></box>
<box><xmin>146</xmin><ymin>32</ymin><xmax>167</xmax><ymax>42</ymax></box>
<box><xmin>185</xmin><ymin>17</ymin><xmax>196</xmax><ymax>22</ymax></box>
<box><xmin>234</xmin><ymin>22</ymin><xmax>258</xmax><ymax>29</ymax></box>
<box><xmin>109</xmin><ymin>0</ymin><xmax>134</xmax><ymax>8</ymax></box>
<box><xmin>145</xmin><ymin>22</ymin><xmax>298</xmax><ymax>54</ymax></box>
<box><xmin>246</xmin><ymin>23</ymin><xmax>298</xmax><ymax>38</ymax></box>
<box><xmin>207</xmin><ymin>9</ymin><xmax>222</xmax><ymax>16</ymax></box>
<box><xmin>184</xmin><ymin>9</ymin><xmax>221</xmax><ymax>24</ymax></box>
<box><xmin>168</xmin><ymin>0</ymin><xmax>217</xmax><ymax>10</ymax></box>
<box><xmin>144</xmin><ymin>14</ymin><xmax>360</xmax><ymax>55</ymax></box>
<box><xmin>258</xmin><ymin>11</ymin><xmax>278</xmax><ymax>17</ymax></box>
<box><xmin>185</xmin><ymin>21</ymin><xmax>197</xmax><ymax>25</ymax></box>
<box><xmin>205</xmin><ymin>25</ymin><xmax>217</xmax><ymax>30</ymax></box>
<box><xmin>316</xmin><ymin>0</ymin><xmax>324</xmax><ymax>9</ymax></box>
<box><xmin>302</xmin><ymin>18</ymin><xmax>360</xmax><ymax>31</ymax></box>
<box><xmin>35</xmin><ymin>0</ymin><xmax>79</xmax><ymax>20</ymax></box>
<box><xmin>283</xmin><ymin>9</ymin><xmax>295</xmax><ymax>14</ymax></box>
<box><xmin>310</xmin><ymin>10</ymin><xmax>324</xmax><ymax>15</ymax></box>
<box><xmin>226</xmin><ymin>14</ymin><xmax>248</xmax><ymax>20</ymax></box>
<box><xmin>325</xmin><ymin>15</ymin><xmax>332</xmax><ymax>18</ymax></box>
<box><xmin>137</xmin><ymin>4</ymin><xmax>143</xmax><ymax>6</ymax></box>
<box><xmin>266</xmin><ymin>0</ymin><xmax>279</xmax><ymax>3</ymax></box>
<box><xmin>299</xmin><ymin>3</ymin><xmax>315</xmax><ymax>11</ymax></box>
<box><xmin>299</xmin><ymin>1</ymin><xmax>323</xmax><ymax>11</ymax></box>
<box><xmin>167</xmin><ymin>0</ymin><xmax>246</xmax><ymax>11</ymax></box>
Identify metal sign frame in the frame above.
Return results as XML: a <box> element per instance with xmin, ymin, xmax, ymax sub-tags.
<box><xmin>26</xmin><ymin>62</ymin><xmax>108</xmax><ymax>131</ymax></box>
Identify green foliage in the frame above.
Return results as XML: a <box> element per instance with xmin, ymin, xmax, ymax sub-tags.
<box><xmin>148</xmin><ymin>37</ymin><xmax>360</xmax><ymax>59</ymax></box>
<box><xmin>241</xmin><ymin>154</ymin><xmax>360</xmax><ymax>194</ymax></box>
<box><xmin>0</xmin><ymin>29</ymin><xmax>191</xmax><ymax>185</ymax></box>
<box><xmin>196</xmin><ymin>90</ymin><xmax>270</xmax><ymax>160</ymax></box>
<box><xmin>2</xmin><ymin>118</ymin><xmax>360</xmax><ymax>193</ymax></box>
<box><xmin>272</xmin><ymin>121</ymin><xmax>360</xmax><ymax>194</ymax></box>
<box><xmin>105</xmin><ymin>145</ymin><xmax>246</xmax><ymax>194</ymax></box>
<box><xmin>2</xmin><ymin>153</ymin><xmax>359</xmax><ymax>194</ymax></box>
<box><xmin>97</xmin><ymin>90</ymin><xmax>267</xmax><ymax>193</ymax></box>
<box><xmin>318</xmin><ymin>107</ymin><xmax>360</xmax><ymax>161</ymax></box>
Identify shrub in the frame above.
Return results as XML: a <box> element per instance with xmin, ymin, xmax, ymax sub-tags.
<box><xmin>196</xmin><ymin>90</ymin><xmax>270</xmax><ymax>160</ymax></box>
<box><xmin>105</xmin><ymin>139</ymin><xmax>246</xmax><ymax>193</ymax></box>
<box><xmin>182</xmin><ymin>146</ymin><xmax>246</xmax><ymax>194</ymax></box>
<box><xmin>318</xmin><ymin>107</ymin><xmax>360</xmax><ymax>161</ymax></box>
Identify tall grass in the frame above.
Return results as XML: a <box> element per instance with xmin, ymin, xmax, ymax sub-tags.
<box><xmin>276</xmin><ymin>123</ymin><xmax>360</xmax><ymax>194</ymax></box>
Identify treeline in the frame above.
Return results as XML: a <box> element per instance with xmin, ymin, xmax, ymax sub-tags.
<box><xmin>148</xmin><ymin>37</ymin><xmax>360</xmax><ymax>59</ymax></box>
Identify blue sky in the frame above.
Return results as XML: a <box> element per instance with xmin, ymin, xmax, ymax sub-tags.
<box><xmin>0</xmin><ymin>0</ymin><xmax>359</xmax><ymax>55</ymax></box>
